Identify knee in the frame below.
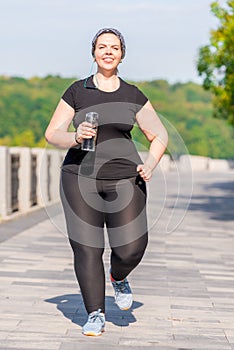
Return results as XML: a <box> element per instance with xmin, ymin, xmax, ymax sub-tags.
<box><xmin>113</xmin><ymin>234</ymin><xmax>148</xmax><ymax>265</ymax></box>
<box><xmin>113</xmin><ymin>246</ymin><xmax>146</xmax><ymax>266</ymax></box>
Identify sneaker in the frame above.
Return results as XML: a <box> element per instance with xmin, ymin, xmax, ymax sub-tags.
<box><xmin>82</xmin><ymin>309</ymin><xmax>105</xmax><ymax>336</ymax></box>
<box><xmin>110</xmin><ymin>273</ymin><xmax>133</xmax><ymax>310</ymax></box>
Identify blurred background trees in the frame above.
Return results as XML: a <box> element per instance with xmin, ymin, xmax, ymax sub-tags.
<box><xmin>197</xmin><ymin>0</ymin><xmax>234</xmax><ymax>126</ymax></box>
<box><xmin>1</xmin><ymin>75</ymin><xmax>234</xmax><ymax>158</ymax></box>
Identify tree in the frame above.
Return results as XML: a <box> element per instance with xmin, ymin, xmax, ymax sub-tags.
<box><xmin>197</xmin><ymin>1</ymin><xmax>234</xmax><ymax>126</ymax></box>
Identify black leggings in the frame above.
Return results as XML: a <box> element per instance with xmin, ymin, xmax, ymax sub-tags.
<box><xmin>60</xmin><ymin>170</ymin><xmax>148</xmax><ymax>313</ymax></box>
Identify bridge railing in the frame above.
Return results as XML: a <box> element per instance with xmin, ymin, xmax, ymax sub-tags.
<box><xmin>0</xmin><ymin>146</ymin><xmax>65</xmax><ymax>221</ymax></box>
<box><xmin>0</xmin><ymin>146</ymin><xmax>233</xmax><ymax>222</ymax></box>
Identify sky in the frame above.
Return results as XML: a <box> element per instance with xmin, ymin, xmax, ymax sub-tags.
<box><xmin>0</xmin><ymin>0</ymin><xmax>225</xmax><ymax>83</ymax></box>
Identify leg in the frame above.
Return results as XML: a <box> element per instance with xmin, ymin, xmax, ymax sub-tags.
<box><xmin>69</xmin><ymin>238</ymin><xmax>105</xmax><ymax>313</ymax></box>
<box><xmin>105</xmin><ymin>176</ymin><xmax>148</xmax><ymax>281</ymax></box>
<box><xmin>60</xmin><ymin>171</ymin><xmax>106</xmax><ymax>313</ymax></box>
<box><xmin>110</xmin><ymin>233</ymin><xmax>148</xmax><ymax>281</ymax></box>
<box><xmin>60</xmin><ymin>171</ymin><xmax>105</xmax><ymax>248</ymax></box>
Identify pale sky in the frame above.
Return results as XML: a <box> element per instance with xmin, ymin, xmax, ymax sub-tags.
<box><xmin>0</xmin><ymin>0</ymin><xmax>225</xmax><ymax>83</ymax></box>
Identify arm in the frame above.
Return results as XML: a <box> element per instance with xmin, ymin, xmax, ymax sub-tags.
<box><xmin>45</xmin><ymin>99</ymin><xmax>96</xmax><ymax>149</ymax></box>
<box><xmin>136</xmin><ymin>100</ymin><xmax>168</xmax><ymax>181</ymax></box>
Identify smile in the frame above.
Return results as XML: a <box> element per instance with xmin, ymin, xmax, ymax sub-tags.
<box><xmin>103</xmin><ymin>58</ymin><xmax>114</xmax><ymax>63</ymax></box>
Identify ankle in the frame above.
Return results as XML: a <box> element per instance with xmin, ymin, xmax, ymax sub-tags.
<box><xmin>89</xmin><ymin>309</ymin><xmax>105</xmax><ymax>316</ymax></box>
<box><xmin>110</xmin><ymin>269</ymin><xmax>126</xmax><ymax>283</ymax></box>
<box><xmin>110</xmin><ymin>271</ymin><xmax>116</xmax><ymax>282</ymax></box>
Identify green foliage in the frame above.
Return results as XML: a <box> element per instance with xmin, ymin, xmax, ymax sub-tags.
<box><xmin>197</xmin><ymin>0</ymin><xmax>234</xmax><ymax>125</ymax></box>
<box><xmin>0</xmin><ymin>75</ymin><xmax>234</xmax><ymax>159</ymax></box>
<box><xmin>0</xmin><ymin>75</ymin><xmax>76</xmax><ymax>147</ymax></box>
<box><xmin>137</xmin><ymin>80</ymin><xmax>234</xmax><ymax>159</ymax></box>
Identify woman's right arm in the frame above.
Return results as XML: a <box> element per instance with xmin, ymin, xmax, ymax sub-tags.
<box><xmin>45</xmin><ymin>99</ymin><xmax>77</xmax><ymax>149</ymax></box>
<box><xmin>45</xmin><ymin>99</ymin><xmax>96</xmax><ymax>149</ymax></box>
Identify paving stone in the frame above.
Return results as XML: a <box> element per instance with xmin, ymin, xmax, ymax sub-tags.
<box><xmin>59</xmin><ymin>344</ymin><xmax>175</xmax><ymax>350</ymax></box>
<box><xmin>0</xmin><ymin>348</ymin><xmax>48</xmax><ymax>350</ymax></box>
<box><xmin>0</xmin><ymin>340</ymin><xmax>61</xmax><ymax>350</ymax></box>
<box><xmin>171</xmin><ymin>334</ymin><xmax>231</xmax><ymax>349</ymax></box>
<box><xmin>0</xmin><ymin>171</ymin><xmax>234</xmax><ymax>350</ymax></box>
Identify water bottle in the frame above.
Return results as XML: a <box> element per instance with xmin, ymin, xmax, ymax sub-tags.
<box><xmin>81</xmin><ymin>112</ymin><xmax>99</xmax><ymax>152</ymax></box>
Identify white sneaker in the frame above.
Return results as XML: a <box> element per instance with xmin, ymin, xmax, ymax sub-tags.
<box><xmin>111</xmin><ymin>273</ymin><xmax>133</xmax><ymax>310</ymax></box>
<box><xmin>82</xmin><ymin>309</ymin><xmax>105</xmax><ymax>336</ymax></box>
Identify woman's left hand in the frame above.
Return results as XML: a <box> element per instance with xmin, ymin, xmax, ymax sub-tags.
<box><xmin>137</xmin><ymin>164</ymin><xmax>153</xmax><ymax>182</ymax></box>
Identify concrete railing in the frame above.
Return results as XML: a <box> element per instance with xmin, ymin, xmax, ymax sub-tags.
<box><xmin>0</xmin><ymin>147</ymin><xmax>233</xmax><ymax>222</ymax></box>
<box><xmin>178</xmin><ymin>155</ymin><xmax>234</xmax><ymax>172</ymax></box>
<box><xmin>0</xmin><ymin>146</ymin><xmax>65</xmax><ymax>221</ymax></box>
<box><xmin>139</xmin><ymin>153</ymin><xmax>234</xmax><ymax>173</ymax></box>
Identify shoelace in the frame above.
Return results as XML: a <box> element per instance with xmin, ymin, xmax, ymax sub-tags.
<box><xmin>113</xmin><ymin>280</ymin><xmax>131</xmax><ymax>294</ymax></box>
<box><xmin>88</xmin><ymin>309</ymin><xmax>103</xmax><ymax>323</ymax></box>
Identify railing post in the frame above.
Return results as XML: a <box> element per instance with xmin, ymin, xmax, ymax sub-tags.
<box><xmin>0</xmin><ymin>147</ymin><xmax>11</xmax><ymax>219</ymax></box>
<box><xmin>32</xmin><ymin>148</ymin><xmax>49</xmax><ymax>207</ymax></box>
<box><xmin>48</xmin><ymin>150</ymin><xmax>62</xmax><ymax>203</ymax></box>
<box><xmin>17</xmin><ymin>147</ymin><xmax>32</xmax><ymax>213</ymax></box>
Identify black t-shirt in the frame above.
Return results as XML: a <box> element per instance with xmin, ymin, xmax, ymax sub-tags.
<box><xmin>61</xmin><ymin>75</ymin><xmax>148</xmax><ymax>179</ymax></box>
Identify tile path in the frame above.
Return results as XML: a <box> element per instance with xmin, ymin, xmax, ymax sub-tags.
<box><xmin>0</xmin><ymin>170</ymin><xmax>233</xmax><ymax>350</ymax></box>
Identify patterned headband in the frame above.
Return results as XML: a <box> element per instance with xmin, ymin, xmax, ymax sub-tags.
<box><xmin>91</xmin><ymin>28</ymin><xmax>126</xmax><ymax>59</ymax></box>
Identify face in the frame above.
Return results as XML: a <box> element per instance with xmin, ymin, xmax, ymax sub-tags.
<box><xmin>94</xmin><ymin>33</ymin><xmax>122</xmax><ymax>71</ymax></box>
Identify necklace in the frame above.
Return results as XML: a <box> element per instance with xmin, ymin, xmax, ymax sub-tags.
<box><xmin>94</xmin><ymin>74</ymin><xmax>99</xmax><ymax>89</ymax></box>
<box><xmin>94</xmin><ymin>74</ymin><xmax>119</xmax><ymax>91</ymax></box>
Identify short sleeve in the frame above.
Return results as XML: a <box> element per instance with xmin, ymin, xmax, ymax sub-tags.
<box><xmin>61</xmin><ymin>83</ymin><xmax>76</xmax><ymax>109</ymax></box>
<box><xmin>135</xmin><ymin>86</ymin><xmax>148</xmax><ymax>112</ymax></box>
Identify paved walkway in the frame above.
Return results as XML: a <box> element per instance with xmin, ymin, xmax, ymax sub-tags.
<box><xmin>0</xmin><ymin>170</ymin><xmax>234</xmax><ymax>350</ymax></box>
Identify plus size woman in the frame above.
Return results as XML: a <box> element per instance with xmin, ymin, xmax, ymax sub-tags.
<box><xmin>45</xmin><ymin>28</ymin><xmax>168</xmax><ymax>336</ymax></box>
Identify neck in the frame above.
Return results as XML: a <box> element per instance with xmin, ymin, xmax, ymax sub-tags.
<box><xmin>93</xmin><ymin>70</ymin><xmax>120</xmax><ymax>92</ymax></box>
<box><xmin>97</xmin><ymin>67</ymin><xmax>118</xmax><ymax>78</ymax></box>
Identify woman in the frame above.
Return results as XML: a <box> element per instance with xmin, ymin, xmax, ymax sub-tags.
<box><xmin>45</xmin><ymin>28</ymin><xmax>168</xmax><ymax>336</ymax></box>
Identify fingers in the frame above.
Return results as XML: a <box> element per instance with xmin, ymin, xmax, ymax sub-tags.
<box><xmin>137</xmin><ymin>164</ymin><xmax>152</xmax><ymax>182</ymax></box>
<box><xmin>77</xmin><ymin>122</ymin><xmax>96</xmax><ymax>140</ymax></box>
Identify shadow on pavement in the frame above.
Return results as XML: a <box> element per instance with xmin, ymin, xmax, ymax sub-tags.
<box><xmin>187</xmin><ymin>180</ymin><xmax>234</xmax><ymax>221</ymax></box>
<box><xmin>45</xmin><ymin>293</ymin><xmax>143</xmax><ymax>327</ymax></box>
<box><xmin>166</xmin><ymin>179</ymin><xmax>234</xmax><ymax>222</ymax></box>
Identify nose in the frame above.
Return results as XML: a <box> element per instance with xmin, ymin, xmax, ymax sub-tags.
<box><xmin>105</xmin><ymin>46</ymin><xmax>112</xmax><ymax>55</ymax></box>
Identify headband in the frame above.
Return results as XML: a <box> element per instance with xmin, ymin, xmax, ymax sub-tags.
<box><xmin>91</xmin><ymin>28</ymin><xmax>126</xmax><ymax>59</ymax></box>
